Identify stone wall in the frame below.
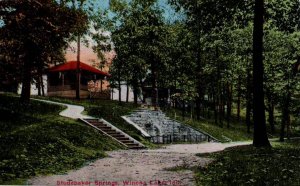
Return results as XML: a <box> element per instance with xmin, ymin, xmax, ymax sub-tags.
<box><xmin>124</xmin><ymin>109</ymin><xmax>218</xmax><ymax>144</ymax></box>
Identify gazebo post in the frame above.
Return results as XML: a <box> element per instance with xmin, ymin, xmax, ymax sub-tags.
<box><xmin>76</xmin><ymin>34</ymin><xmax>81</xmax><ymax>100</ymax></box>
<box><xmin>61</xmin><ymin>72</ymin><xmax>65</xmax><ymax>91</ymax></box>
<box><xmin>101</xmin><ymin>79</ymin><xmax>103</xmax><ymax>92</ymax></box>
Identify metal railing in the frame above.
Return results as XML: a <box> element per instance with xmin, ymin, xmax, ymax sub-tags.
<box><xmin>150</xmin><ymin>134</ymin><xmax>214</xmax><ymax>144</ymax></box>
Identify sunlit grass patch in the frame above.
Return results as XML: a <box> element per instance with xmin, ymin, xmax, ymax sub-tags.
<box><xmin>195</xmin><ymin>142</ymin><xmax>300</xmax><ymax>186</ymax></box>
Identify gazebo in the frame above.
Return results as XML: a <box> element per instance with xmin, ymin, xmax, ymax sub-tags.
<box><xmin>47</xmin><ymin>61</ymin><xmax>110</xmax><ymax>99</ymax></box>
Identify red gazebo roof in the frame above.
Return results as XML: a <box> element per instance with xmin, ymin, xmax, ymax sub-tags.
<box><xmin>48</xmin><ymin>61</ymin><xmax>110</xmax><ymax>76</ymax></box>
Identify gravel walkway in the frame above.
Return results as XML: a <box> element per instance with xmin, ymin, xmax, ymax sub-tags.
<box><xmin>31</xmin><ymin>98</ymin><xmax>94</xmax><ymax>119</ymax></box>
<box><xmin>28</xmin><ymin>142</ymin><xmax>250</xmax><ymax>186</ymax></box>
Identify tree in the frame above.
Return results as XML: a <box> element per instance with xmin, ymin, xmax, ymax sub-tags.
<box><xmin>169</xmin><ymin>0</ymin><xmax>300</xmax><ymax>141</ymax></box>
<box><xmin>105</xmin><ymin>0</ymin><xmax>166</xmax><ymax>106</ymax></box>
<box><xmin>0</xmin><ymin>0</ymin><xmax>87</xmax><ymax>102</ymax></box>
<box><xmin>252</xmin><ymin>0</ymin><xmax>271</xmax><ymax>147</ymax></box>
<box><xmin>67</xmin><ymin>0</ymin><xmax>94</xmax><ymax>100</ymax></box>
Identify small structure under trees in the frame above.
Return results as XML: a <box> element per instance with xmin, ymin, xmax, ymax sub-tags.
<box><xmin>47</xmin><ymin>61</ymin><xmax>110</xmax><ymax>99</ymax></box>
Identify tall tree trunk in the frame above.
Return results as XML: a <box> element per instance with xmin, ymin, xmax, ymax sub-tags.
<box><xmin>37</xmin><ymin>77</ymin><xmax>41</xmax><ymax>96</ymax></box>
<box><xmin>20</xmin><ymin>55</ymin><xmax>32</xmax><ymax>103</ymax></box>
<box><xmin>213</xmin><ymin>92</ymin><xmax>218</xmax><ymax>125</ymax></box>
<box><xmin>140</xmin><ymin>79</ymin><xmax>145</xmax><ymax>103</ymax></box>
<box><xmin>21</xmin><ymin>41</ymin><xmax>36</xmax><ymax>103</ymax></box>
<box><xmin>118</xmin><ymin>80</ymin><xmax>122</xmax><ymax>104</ymax></box>
<box><xmin>118</xmin><ymin>61</ymin><xmax>122</xmax><ymax>104</ymax></box>
<box><xmin>195</xmin><ymin>98</ymin><xmax>201</xmax><ymax>120</ymax></box>
<box><xmin>218</xmin><ymin>83</ymin><xmax>224</xmax><ymax>127</ymax></box>
<box><xmin>37</xmin><ymin>65</ymin><xmax>44</xmax><ymax>96</ymax></box>
<box><xmin>41</xmin><ymin>75</ymin><xmax>45</xmax><ymax>96</ymax></box>
<box><xmin>246</xmin><ymin>58</ymin><xmax>252</xmax><ymax>133</ymax></box>
<box><xmin>246</xmin><ymin>101</ymin><xmax>252</xmax><ymax>133</ymax></box>
<box><xmin>195</xmin><ymin>6</ymin><xmax>203</xmax><ymax>120</ymax></box>
<box><xmin>237</xmin><ymin>75</ymin><xmax>241</xmax><ymax>122</ymax></box>
<box><xmin>151</xmin><ymin>61</ymin><xmax>158</xmax><ymax>108</ymax></box>
<box><xmin>207</xmin><ymin>94</ymin><xmax>211</xmax><ymax>119</ymax></box>
<box><xmin>126</xmin><ymin>82</ymin><xmax>129</xmax><ymax>103</ymax></box>
<box><xmin>287</xmin><ymin>113</ymin><xmax>291</xmax><ymax>140</ymax></box>
<box><xmin>280</xmin><ymin>100</ymin><xmax>288</xmax><ymax>142</ymax></box>
<box><xmin>76</xmin><ymin>35</ymin><xmax>81</xmax><ymax>100</ymax></box>
<box><xmin>280</xmin><ymin>90</ymin><xmax>291</xmax><ymax>141</ymax></box>
<box><xmin>132</xmin><ymin>77</ymin><xmax>139</xmax><ymax>104</ymax></box>
<box><xmin>266</xmin><ymin>92</ymin><xmax>275</xmax><ymax>133</ymax></box>
<box><xmin>252</xmin><ymin>0</ymin><xmax>271</xmax><ymax>147</ymax></box>
<box><xmin>182</xmin><ymin>100</ymin><xmax>185</xmax><ymax>120</ymax></box>
<box><xmin>226</xmin><ymin>83</ymin><xmax>232</xmax><ymax>128</ymax></box>
<box><xmin>216</xmin><ymin>46</ymin><xmax>223</xmax><ymax>127</ymax></box>
<box><xmin>190</xmin><ymin>101</ymin><xmax>194</xmax><ymax>120</ymax></box>
<box><xmin>133</xmin><ymin>85</ymin><xmax>138</xmax><ymax>105</ymax></box>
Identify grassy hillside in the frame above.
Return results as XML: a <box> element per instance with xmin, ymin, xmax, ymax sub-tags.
<box><xmin>0</xmin><ymin>94</ymin><xmax>123</xmax><ymax>184</ymax></box>
<box><xmin>165</xmin><ymin>110</ymin><xmax>253</xmax><ymax>142</ymax></box>
<box><xmin>37</xmin><ymin>96</ymin><xmax>255</xmax><ymax>143</ymax></box>
<box><xmin>165</xmin><ymin>108</ymin><xmax>282</xmax><ymax>142</ymax></box>
<box><xmin>33</xmin><ymin>96</ymin><xmax>155</xmax><ymax>147</ymax></box>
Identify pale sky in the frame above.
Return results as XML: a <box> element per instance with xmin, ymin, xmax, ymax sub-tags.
<box><xmin>93</xmin><ymin>0</ymin><xmax>179</xmax><ymax>22</ymax></box>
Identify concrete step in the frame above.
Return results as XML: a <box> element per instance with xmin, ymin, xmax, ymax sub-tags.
<box><xmin>102</xmin><ymin>130</ymin><xmax>116</xmax><ymax>134</ymax></box>
<box><xmin>119</xmin><ymin>140</ymin><xmax>134</xmax><ymax>143</ymax></box>
<box><xmin>82</xmin><ymin>118</ymin><xmax>146</xmax><ymax>150</ymax></box>
<box><xmin>91</xmin><ymin>123</ymin><xmax>106</xmax><ymax>127</ymax></box>
<box><xmin>98</xmin><ymin>127</ymin><xmax>113</xmax><ymax>130</ymax></box>
<box><xmin>126</xmin><ymin>143</ymin><xmax>140</xmax><ymax>146</ymax></box>
<box><xmin>115</xmin><ymin>137</ymin><xmax>130</xmax><ymax>140</ymax></box>
<box><xmin>84</xmin><ymin>119</ymin><xmax>99</xmax><ymax>123</ymax></box>
<box><xmin>111</xmin><ymin>134</ymin><xmax>125</xmax><ymax>138</ymax></box>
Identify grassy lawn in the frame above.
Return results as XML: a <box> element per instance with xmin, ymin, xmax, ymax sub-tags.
<box><xmin>195</xmin><ymin>140</ymin><xmax>300</xmax><ymax>186</ymax></box>
<box><xmin>0</xmin><ymin>94</ymin><xmax>123</xmax><ymax>184</ymax></box>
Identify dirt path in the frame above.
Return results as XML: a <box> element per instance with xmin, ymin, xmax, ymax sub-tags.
<box><xmin>28</xmin><ymin>142</ymin><xmax>250</xmax><ymax>186</ymax></box>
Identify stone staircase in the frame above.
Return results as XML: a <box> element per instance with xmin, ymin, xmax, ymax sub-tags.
<box><xmin>81</xmin><ymin>118</ymin><xmax>146</xmax><ymax>150</ymax></box>
<box><xmin>123</xmin><ymin>109</ymin><xmax>219</xmax><ymax>144</ymax></box>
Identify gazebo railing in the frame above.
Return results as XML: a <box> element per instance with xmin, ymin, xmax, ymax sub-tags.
<box><xmin>48</xmin><ymin>85</ymin><xmax>88</xmax><ymax>92</ymax></box>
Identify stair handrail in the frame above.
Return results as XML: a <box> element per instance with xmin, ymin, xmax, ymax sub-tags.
<box><xmin>121</xmin><ymin>116</ymin><xmax>151</xmax><ymax>138</ymax></box>
<box><xmin>99</xmin><ymin>118</ymin><xmax>146</xmax><ymax>148</ymax></box>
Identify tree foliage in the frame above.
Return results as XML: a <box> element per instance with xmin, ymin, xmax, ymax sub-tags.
<box><xmin>0</xmin><ymin>0</ymin><xmax>88</xmax><ymax>102</ymax></box>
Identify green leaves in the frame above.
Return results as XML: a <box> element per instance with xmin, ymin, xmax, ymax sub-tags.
<box><xmin>0</xmin><ymin>0</ymin><xmax>88</xmax><ymax>94</ymax></box>
<box><xmin>105</xmin><ymin>0</ymin><xmax>168</xmax><ymax>101</ymax></box>
<box><xmin>109</xmin><ymin>0</ymin><xmax>128</xmax><ymax>13</ymax></box>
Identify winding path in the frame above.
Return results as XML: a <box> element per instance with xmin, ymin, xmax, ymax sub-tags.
<box><xmin>32</xmin><ymin>98</ymin><xmax>94</xmax><ymax>119</ymax></box>
<box><xmin>29</xmin><ymin>99</ymin><xmax>251</xmax><ymax>185</ymax></box>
